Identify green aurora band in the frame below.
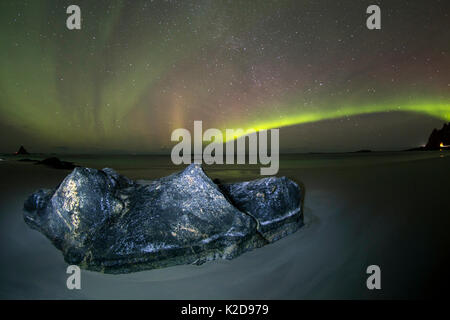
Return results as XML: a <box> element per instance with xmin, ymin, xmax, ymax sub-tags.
<box><xmin>226</xmin><ymin>101</ymin><xmax>450</xmax><ymax>141</ymax></box>
<box><xmin>1</xmin><ymin>1</ymin><xmax>449</xmax><ymax>151</ymax></box>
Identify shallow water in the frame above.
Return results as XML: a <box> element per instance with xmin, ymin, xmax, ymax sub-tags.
<box><xmin>0</xmin><ymin>151</ymin><xmax>449</xmax><ymax>299</ymax></box>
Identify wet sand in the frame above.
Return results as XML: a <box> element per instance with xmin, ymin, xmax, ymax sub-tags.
<box><xmin>0</xmin><ymin>152</ymin><xmax>449</xmax><ymax>299</ymax></box>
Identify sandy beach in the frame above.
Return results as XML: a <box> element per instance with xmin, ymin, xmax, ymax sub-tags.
<box><xmin>0</xmin><ymin>151</ymin><xmax>449</xmax><ymax>299</ymax></box>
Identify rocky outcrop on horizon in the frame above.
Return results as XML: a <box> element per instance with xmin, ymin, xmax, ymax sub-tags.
<box><xmin>23</xmin><ymin>164</ymin><xmax>303</xmax><ymax>274</ymax></box>
<box><xmin>15</xmin><ymin>145</ymin><xmax>29</xmax><ymax>155</ymax></box>
<box><xmin>425</xmin><ymin>122</ymin><xmax>450</xmax><ymax>150</ymax></box>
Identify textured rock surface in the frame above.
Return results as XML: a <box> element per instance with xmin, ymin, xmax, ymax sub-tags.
<box><xmin>23</xmin><ymin>164</ymin><xmax>303</xmax><ymax>273</ymax></box>
<box><xmin>221</xmin><ymin>177</ymin><xmax>303</xmax><ymax>243</ymax></box>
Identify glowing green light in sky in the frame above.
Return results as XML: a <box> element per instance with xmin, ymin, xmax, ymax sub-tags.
<box><xmin>224</xmin><ymin>101</ymin><xmax>450</xmax><ymax>141</ymax></box>
<box><xmin>1</xmin><ymin>1</ymin><xmax>449</xmax><ymax>152</ymax></box>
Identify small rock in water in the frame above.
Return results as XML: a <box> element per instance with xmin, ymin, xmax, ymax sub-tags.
<box><xmin>23</xmin><ymin>164</ymin><xmax>303</xmax><ymax>273</ymax></box>
<box><xmin>36</xmin><ymin>157</ymin><xmax>76</xmax><ymax>170</ymax></box>
<box><xmin>15</xmin><ymin>145</ymin><xmax>29</xmax><ymax>155</ymax></box>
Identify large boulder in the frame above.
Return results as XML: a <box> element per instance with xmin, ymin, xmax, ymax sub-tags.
<box><xmin>23</xmin><ymin>164</ymin><xmax>303</xmax><ymax>273</ymax></box>
<box><xmin>220</xmin><ymin>177</ymin><xmax>303</xmax><ymax>243</ymax></box>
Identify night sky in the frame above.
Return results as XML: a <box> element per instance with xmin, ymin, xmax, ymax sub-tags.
<box><xmin>0</xmin><ymin>0</ymin><xmax>449</xmax><ymax>153</ymax></box>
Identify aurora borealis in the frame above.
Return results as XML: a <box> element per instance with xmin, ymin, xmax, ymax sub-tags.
<box><xmin>0</xmin><ymin>0</ymin><xmax>449</xmax><ymax>153</ymax></box>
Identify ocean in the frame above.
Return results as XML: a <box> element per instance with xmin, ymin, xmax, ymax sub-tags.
<box><xmin>0</xmin><ymin>151</ymin><xmax>449</xmax><ymax>299</ymax></box>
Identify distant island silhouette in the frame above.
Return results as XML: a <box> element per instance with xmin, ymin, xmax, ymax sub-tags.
<box><xmin>426</xmin><ymin>122</ymin><xmax>450</xmax><ymax>149</ymax></box>
<box><xmin>408</xmin><ymin>122</ymin><xmax>450</xmax><ymax>151</ymax></box>
<box><xmin>14</xmin><ymin>145</ymin><xmax>29</xmax><ymax>155</ymax></box>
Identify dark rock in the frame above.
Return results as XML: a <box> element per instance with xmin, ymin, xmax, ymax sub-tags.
<box><xmin>36</xmin><ymin>157</ymin><xmax>77</xmax><ymax>170</ymax></box>
<box><xmin>23</xmin><ymin>164</ymin><xmax>303</xmax><ymax>274</ymax></box>
<box><xmin>221</xmin><ymin>177</ymin><xmax>303</xmax><ymax>243</ymax></box>
<box><xmin>425</xmin><ymin>122</ymin><xmax>450</xmax><ymax>150</ymax></box>
<box><xmin>15</xmin><ymin>145</ymin><xmax>29</xmax><ymax>155</ymax></box>
<box><xmin>18</xmin><ymin>158</ymin><xmax>39</xmax><ymax>163</ymax></box>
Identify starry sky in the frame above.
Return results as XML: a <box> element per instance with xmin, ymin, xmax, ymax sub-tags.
<box><xmin>0</xmin><ymin>0</ymin><xmax>449</xmax><ymax>153</ymax></box>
